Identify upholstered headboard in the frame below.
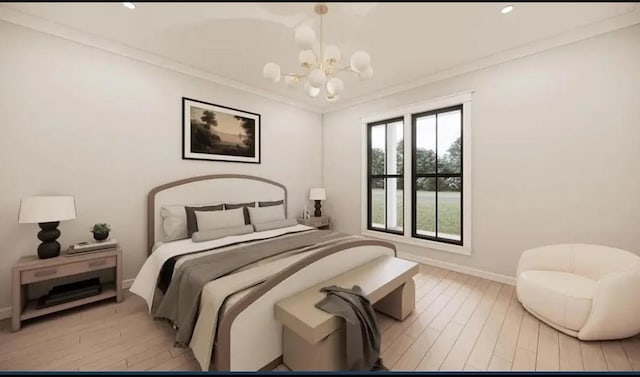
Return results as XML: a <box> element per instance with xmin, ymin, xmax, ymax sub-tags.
<box><xmin>147</xmin><ymin>174</ymin><xmax>287</xmax><ymax>255</ymax></box>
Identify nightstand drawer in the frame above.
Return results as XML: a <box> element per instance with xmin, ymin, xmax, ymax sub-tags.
<box><xmin>21</xmin><ymin>256</ymin><xmax>116</xmax><ymax>284</ymax></box>
<box><xmin>299</xmin><ymin>217</ymin><xmax>330</xmax><ymax>228</ymax></box>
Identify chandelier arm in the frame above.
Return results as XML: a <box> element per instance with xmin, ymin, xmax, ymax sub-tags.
<box><xmin>282</xmin><ymin>71</ymin><xmax>311</xmax><ymax>79</ymax></box>
<box><xmin>336</xmin><ymin>65</ymin><xmax>357</xmax><ymax>74</ymax></box>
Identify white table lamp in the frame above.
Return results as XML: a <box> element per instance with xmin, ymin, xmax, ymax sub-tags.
<box><xmin>309</xmin><ymin>188</ymin><xmax>326</xmax><ymax>217</ymax></box>
<box><xmin>19</xmin><ymin>196</ymin><xmax>77</xmax><ymax>259</ymax></box>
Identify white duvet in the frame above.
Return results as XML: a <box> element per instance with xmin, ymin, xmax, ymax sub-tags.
<box><xmin>129</xmin><ymin>224</ymin><xmax>314</xmax><ymax>310</ymax></box>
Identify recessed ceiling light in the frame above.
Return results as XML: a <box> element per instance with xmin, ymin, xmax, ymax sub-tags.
<box><xmin>122</xmin><ymin>2</ymin><xmax>135</xmax><ymax>10</ymax></box>
<box><xmin>501</xmin><ymin>5</ymin><xmax>514</xmax><ymax>14</ymax></box>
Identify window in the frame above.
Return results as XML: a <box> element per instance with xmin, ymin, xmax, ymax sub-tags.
<box><xmin>367</xmin><ymin>118</ymin><xmax>404</xmax><ymax>234</ymax></box>
<box><xmin>361</xmin><ymin>91</ymin><xmax>471</xmax><ymax>254</ymax></box>
<box><xmin>412</xmin><ymin>105</ymin><xmax>463</xmax><ymax>245</ymax></box>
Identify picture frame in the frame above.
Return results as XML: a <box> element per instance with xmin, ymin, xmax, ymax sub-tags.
<box><xmin>182</xmin><ymin>97</ymin><xmax>261</xmax><ymax>164</ymax></box>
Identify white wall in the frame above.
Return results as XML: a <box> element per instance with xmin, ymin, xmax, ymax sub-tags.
<box><xmin>323</xmin><ymin>24</ymin><xmax>640</xmax><ymax>278</ymax></box>
<box><xmin>0</xmin><ymin>21</ymin><xmax>322</xmax><ymax>309</ymax></box>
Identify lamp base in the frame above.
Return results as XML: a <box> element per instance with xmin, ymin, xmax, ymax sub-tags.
<box><xmin>37</xmin><ymin>221</ymin><xmax>61</xmax><ymax>259</ymax></box>
<box><xmin>314</xmin><ymin>200</ymin><xmax>322</xmax><ymax>217</ymax></box>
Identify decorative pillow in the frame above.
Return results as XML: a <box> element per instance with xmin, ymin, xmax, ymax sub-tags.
<box><xmin>224</xmin><ymin>202</ymin><xmax>256</xmax><ymax>225</ymax></box>
<box><xmin>160</xmin><ymin>205</ymin><xmax>189</xmax><ymax>242</ymax></box>
<box><xmin>185</xmin><ymin>204</ymin><xmax>223</xmax><ymax>237</ymax></box>
<box><xmin>195</xmin><ymin>207</ymin><xmax>245</xmax><ymax>232</ymax></box>
<box><xmin>252</xmin><ymin>218</ymin><xmax>297</xmax><ymax>232</ymax></box>
<box><xmin>247</xmin><ymin>204</ymin><xmax>285</xmax><ymax>225</ymax></box>
<box><xmin>258</xmin><ymin>200</ymin><xmax>284</xmax><ymax>208</ymax></box>
<box><xmin>192</xmin><ymin>224</ymin><xmax>254</xmax><ymax>243</ymax></box>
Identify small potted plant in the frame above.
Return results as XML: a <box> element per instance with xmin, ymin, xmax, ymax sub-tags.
<box><xmin>90</xmin><ymin>223</ymin><xmax>111</xmax><ymax>241</ymax></box>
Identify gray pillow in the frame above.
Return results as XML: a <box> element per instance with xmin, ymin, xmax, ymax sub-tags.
<box><xmin>192</xmin><ymin>224</ymin><xmax>254</xmax><ymax>243</ymax></box>
<box><xmin>195</xmin><ymin>208</ymin><xmax>245</xmax><ymax>232</ymax></box>
<box><xmin>259</xmin><ymin>200</ymin><xmax>284</xmax><ymax>207</ymax></box>
<box><xmin>224</xmin><ymin>202</ymin><xmax>255</xmax><ymax>225</ymax></box>
<box><xmin>185</xmin><ymin>204</ymin><xmax>223</xmax><ymax>237</ymax></box>
<box><xmin>252</xmin><ymin>218</ymin><xmax>298</xmax><ymax>232</ymax></box>
<box><xmin>247</xmin><ymin>204</ymin><xmax>285</xmax><ymax>224</ymax></box>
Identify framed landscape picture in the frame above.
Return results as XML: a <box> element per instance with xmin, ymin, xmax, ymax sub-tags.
<box><xmin>182</xmin><ymin>97</ymin><xmax>261</xmax><ymax>164</ymax></box>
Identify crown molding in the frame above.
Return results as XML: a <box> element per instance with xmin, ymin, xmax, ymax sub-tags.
<box><xmin>2</xmin><ymin>4</ymin><xmax>638</xmax><ymax>115</ymax></box>
<box><xmin>323</xmin><ymin>3</ymin><xmax>640</xmax><ymax>114</ymax></box>
<box><xmin>0</xmin><ymin>5</ymin><xmax>324</xmax><ymax>114</ymax></box>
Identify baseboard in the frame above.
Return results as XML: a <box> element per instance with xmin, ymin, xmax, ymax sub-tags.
<box><xmin>122</xmin><ymin>278</ymin><xmax>135</xmax><ymax>289</ymax></box>
<box><xmin>0</xmin><ymin>306</ymin><xmax>11</xmax><ymax>320</ymax></box>
<box><xmin>0</xmin><ymin>278</ymin><xmax>137</xmax><ymax>320</ymax></box>
<box><xmin>397</xmin><ymin>252</ymin><xmax>516</xmax><ymax>286</ymax></box>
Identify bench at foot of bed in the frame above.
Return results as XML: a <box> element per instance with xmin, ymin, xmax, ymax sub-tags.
<box><xmin>275</xmin><ymin>255</ymin><xmax>419</xmax><ymax>371</ymax></box>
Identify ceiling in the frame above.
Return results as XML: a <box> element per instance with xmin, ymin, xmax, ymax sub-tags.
<box><xmin>2</xmin><ymin>2</ymin><xmax>638</xmax><ymax>111</ymax></box>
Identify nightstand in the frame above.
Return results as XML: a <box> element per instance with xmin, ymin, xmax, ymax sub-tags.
<box><xmin>297</xmin><ymin>216</ymin><xmax>331</xmax><ymax>230</ymax></box>
<box><xmin>11</xmin><ymin>247</ymin><xmax>123</xmax><ymax>331</ymax></box>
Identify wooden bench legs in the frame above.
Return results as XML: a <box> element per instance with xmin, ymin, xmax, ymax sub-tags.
<box><xmin>283</xmin><ymin>326</ymin><xmax>347</xmax><ymax>371</ymax></box>
<box><xmin>373</xmin><ymin>278</ymin><xmax>415</xmax><ymax>321</ymax></box>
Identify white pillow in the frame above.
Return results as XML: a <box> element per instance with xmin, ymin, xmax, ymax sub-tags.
<box><xmin>160</xmin><ymin>205</ymin><xmax>189</xmax><ymax>242</ymax></box>
<box><xmin>247</xmin><ymin>204</ymin><xmax>285</xmax><ymax>224</ymax></box>
<box><xmin>195</xmin><ymin>207</ymin><xmax>245</xmax><ymax>232</ymax></box>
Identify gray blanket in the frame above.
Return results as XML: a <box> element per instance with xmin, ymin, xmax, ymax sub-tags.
<box><xmin>315</xmin><ymin>285</ymin><xmax>382</xmax><ymax>371</ymax></box>
<box><xmin>154</xmin><ymin>229</ymin><xmax>348</xmax><ymax>345</ymax></box>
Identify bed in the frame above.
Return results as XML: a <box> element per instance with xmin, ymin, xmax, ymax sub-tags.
<box><xmin>129</xmin><ymin>174</ymin><xmax>396</xmax><ymax>371</ymax></box>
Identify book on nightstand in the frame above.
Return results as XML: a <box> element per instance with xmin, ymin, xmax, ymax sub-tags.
<box><xmin>66</xmin><ymin>238</ymin><xmax>119</xmax><ymax>256</ymax></box>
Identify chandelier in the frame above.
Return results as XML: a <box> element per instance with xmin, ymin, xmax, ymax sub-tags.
<box><xmin>262</xmin><ymin>3</ymin><xmax>373</xmax><ymax>103</ymax></box>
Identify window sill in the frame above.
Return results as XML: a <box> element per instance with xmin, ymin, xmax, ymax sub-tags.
<box><xmin>361</xmin><ymin>230</ymin><xmax>472</xmax><ymax>256</ymax></box>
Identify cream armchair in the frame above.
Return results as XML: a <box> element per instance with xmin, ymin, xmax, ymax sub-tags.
<box><xmin>516</xmin><ymin>243</ymin><xmax>640</xmax><ymax>340</ymax></box>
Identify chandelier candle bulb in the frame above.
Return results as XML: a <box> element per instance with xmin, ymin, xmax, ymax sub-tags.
<box><xmin>324</xmin><ymin>45</ymin><xmax>341</xmax><ymax>64</ymax></box>
<box><xmin>357</xmin><ymin>65</ymin><xmax>374</xmax><ymax>80</ymax></box>
<box><xmin>308</xmin><ymin>68</ymin><xmax>327</xmax><ymax>88</ymax></box>
<box><xmin>304</xmin><ymin>82</ymin><xmax>320</xmax><ymax>97</ymax></box>
<box><xmin>262</xmin><ymin>62</ymin><xmax>281</xmax><ymax>83</ymax></box>
<box><xmin>298</xmin><ymin>50</ymin><xmax>317</xmax><ymax>68</ymax></box>
<box><xmin>326</xmin><ymin>77</ymin><xmax>344</xmax><ymax>96</ymax></box>
<box><xmin>294</xmin><ymin>26</ymin><xmax>316</xmax><ymax>50</ymax></box>
<box><xmin>350</xmin><ymin>51</ymin><xmax>371</xmax><ymax>72</ymax></box>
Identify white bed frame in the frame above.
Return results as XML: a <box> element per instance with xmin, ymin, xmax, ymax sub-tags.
<box><xmin>147</xmin><ymin>174</ymin><xmax>395</xmax><ymax>370</ymax></box>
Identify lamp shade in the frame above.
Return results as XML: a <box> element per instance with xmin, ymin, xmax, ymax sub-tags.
<box><xmin>18</xmin><ymin>196</ymin><xmax>76</xmax><ymax>223</ymax></box>
<box><xmin>309</xmin><ymin>188</ymin><xmax>326</xmax><ymax>201</ymax></box>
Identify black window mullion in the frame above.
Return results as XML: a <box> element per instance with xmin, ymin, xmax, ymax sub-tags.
<box><xmin>434</xmin><ymin>112</ymin><xmax>439</xmax><ymax>238</ymax></box>
<box><xmin>370</xmin><ymin>174</ymin><xmax>402</xmax><ymax>179</ymax></box>
<box><xmin>367</xmin><ymin>124</ymin><xmax>372</xmax><ymax>230</ymax></box>
<box><xmin>411</xmin><ymin>114</ymin><xmax>417</xmax><ymax>239</ymax></box>
<box><xmin>384</xmin><ymin>122</ymin><xmax>388</xmax><ymax>232</ymax></box>
<box><xmin>460</xmin><ymin>105</ymin><xmax>464</xmax><ymax>244</ymax></box>
<box><xmin>367</xmin><ymin>118</ymin><xmax>404</xmax><ymax>236</ymax></box>
<box><xmin>410</xmin><ymin>104</ymin><xmax>463</xmax><ymax>246</ymax></box>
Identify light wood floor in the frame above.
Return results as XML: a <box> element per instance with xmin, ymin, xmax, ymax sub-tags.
<box><xmin>1</xmin><ymin>263</ymin><xmax>639</xmax><ymax>371</ymax></box>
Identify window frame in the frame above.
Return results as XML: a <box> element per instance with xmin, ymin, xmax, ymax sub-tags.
<box><xmin>411</xmin><ymin>104</ymin><xmax>464</xmax><ymax>246</ymax></box>
<box><xmin>360</xmin><ymin>91</ymin><xmax>473</xmax><ymax>256</ymax></box>
<box><xmin>366</xmin><ymin>116</ymin><xmax>405</xmax><ymax>236</ymax></box>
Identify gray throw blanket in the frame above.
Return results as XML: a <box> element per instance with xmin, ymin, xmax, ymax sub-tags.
<box><xmin>315</xmin><ymin>285</ymin><xmax>384</xmax><ymax>371</ymax></box>
<box><xmin>154</xmin><ymin>229</ymin><xmax>347</xmax><ymax>345</ymax></box>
